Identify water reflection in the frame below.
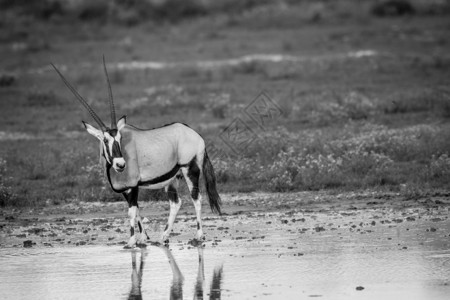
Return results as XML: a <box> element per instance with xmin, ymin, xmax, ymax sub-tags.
<box><xmin>160</xmin><ymin>246</ymin><xmax>184</xmax><ymax>300</ymax></box>
<box><xmin>128</xmin><ymin>249</ymin><xmax>148</xmax><ymax>300</ymax></box>
<box><xmin>127</xmin><ymin>245</ymin><xmax>223</xmax><ymax>300</ymax></box>
<box><xmin>209</xmin><ymin>265</ymin><xmax>223</xmax><ymax>300</ymax></box>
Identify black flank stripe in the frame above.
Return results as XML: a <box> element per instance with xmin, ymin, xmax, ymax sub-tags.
<box><xmin>139</xmin><ymin>163</ymin><xmax>183</xmax><ymax>186</ymax></box>
<box><xmin>106</xmin><ymin>162</ymin><xmax>189</xmax><ymax>194</ymax></box>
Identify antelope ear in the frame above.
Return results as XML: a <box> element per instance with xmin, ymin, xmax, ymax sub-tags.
<box><xmin>117</xmin><ymin>115</ymin><xmax>126</xmax><ymax>131</ymax></box>
<box><xmin>83</xmin><ymin>121</ymin><xmax>103</xmax><ymax>140</ymax></box>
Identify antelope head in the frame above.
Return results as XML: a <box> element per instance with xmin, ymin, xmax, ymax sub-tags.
<box><xmin>52</xmin><ymin>56</ymin><xmax>127</xmax><ymax>173</ymax></box>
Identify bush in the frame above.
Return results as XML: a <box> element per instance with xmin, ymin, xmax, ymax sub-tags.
<box><xmin>330</xmin><ymin>123</ymin><xmax>444</xmax><ymax>162</ymax></box>
<box><xmin>0</xmin><ymin>74</ymin><xmax>16</xmax><ymax>87</ymax></box>
<box><xmin>151</xmin><ymin>0</ymin><xmax>207</xmax><ymax>22</ymax></box>
<box><xmin>255</xmin><ymin>148</ymin><xmax>340</xmax><ymax>191</ymax></box>
<box><xmin>75</xmin><ymin>0</ymin><xmax>110</xmax><ymax>22</ymax></box>
<box><xmin>246</xmin><ymin>123</ymin><xmax>450</xmax><ymax>191</ymax></box>
<box><xmin>0</xmin><ymin>158</ymin><xmax>14</xmax><ymax>207</ymax></box>
<box><xmin>295</xmin><ymin>91</ymin><xmax>377</xmax><ymax>126</ymax></box>
<box><xmin>336</xmin><ymin>92</ymin><xmax>376</xmax><ymax>120</ymax></box>
<box><xmin>0</xmin><ymin>182</ymin><xmax>14</xmax><ymax>207</ymax></box>
<box><xmin>247</xmin><ymin>126</ymin><xmax>303</xmax><ymax>160</ymax></box>
<box><xmin>209</xmin><ymin>0</ymin><xmax>271</xmax><ymax>15</ymax></box>
<box><xmin>371</xmin><ymin>0</ymin><xmax>415</xmax><ymax>17</ymax></box>
<box><xmin>213</xmin><ymin>157</ymin><xmax>257</xmax><ymax>184</ymax></box>
<box><xmin>383</xmin><ymin>89</ymin><xmax>450</xmax><ymax>115</ymax></box>
<box><xmin>27</xmin><ymin>90</ymin><xmax>59</xmax><ymax>107</ymax></box>
<box><xmin>0</xmin><ymin>0</ymin><xmax>65</xmax><ymax>20</ymax></box>
<box><xmin>430</xmin><ymin>154</ymin><xmax>450</xmax><ymax>179</ymax></box>
<box><xmin>205</xmin><ymin>93</ymin><xmax>230</xmax><ymax>119</ymax></box>
<box><xmin>256</xmin><ymin>146</ymin><xmax>394</xmax><ymax>192</ymax></box>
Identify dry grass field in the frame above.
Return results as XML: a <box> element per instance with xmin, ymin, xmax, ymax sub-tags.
<box><xmin>1</xmin><ymin>0</ymin><xmax>450</xmax><ymax>207</ymax></box>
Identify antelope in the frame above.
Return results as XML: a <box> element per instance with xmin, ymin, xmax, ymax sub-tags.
<box><xmin>52</xmin><ymin>58</ymin><xmax>221</xmax><ymax>248</ymax></box>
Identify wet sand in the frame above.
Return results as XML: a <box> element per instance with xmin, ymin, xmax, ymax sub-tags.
<box><xmin>1</xmin><ymin>192</ymin><xmax>449</xmax><ymax>299</ymax></box>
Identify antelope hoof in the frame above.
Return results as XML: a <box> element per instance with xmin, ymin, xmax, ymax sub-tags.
<box><xmin>161</xmin><ymin>232</ymin><xmax>169</xmax><ymax>244</ymax></box>
<box><xmin>159</xmin><ymin>238</ymin><xmax>169</xmax><ymax>245</ymax></box>
<box><xmin>188</xmin><ymin>238</ymin><xmax>204</xmax><ymax>247</ymax></box>
<box><xmin>196</xmin><ymin>230</ymin><xmax>204</xmax><ymax>241</ymax></box>
<box><xmin>124</xmin><ymin>235</ymin><xmax>137</xmax><ymax>249</ymax></box>
<box><xmin>136</xmin><ymin>233</ymin><xmax>146</xmax><ymax>244</ymax></box>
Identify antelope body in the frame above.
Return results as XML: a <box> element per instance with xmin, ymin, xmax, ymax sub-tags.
<box><xmin>105</xmin><ymin>121</ymin><xmax>204</xmax><ymax>192</ymax></box>
<box><xmin>53</xmin><ymin>58</ymin><xmax>221</xmax><ymax>248</ymax></box>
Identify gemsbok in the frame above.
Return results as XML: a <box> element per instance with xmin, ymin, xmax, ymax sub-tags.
<box><xmin>52</xmin><ymin>58</ymin><xmax>221</xmax><ymax>248</ymax></box>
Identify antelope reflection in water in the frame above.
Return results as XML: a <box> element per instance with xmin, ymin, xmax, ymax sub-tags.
<box><xmin>128</xmin><ymin>248</ymin><xmax>148</xmax><ymax>300</ymax></box>
<box><xmin>127</xmin><ymin>245</ymin><xmax>223</xmax><ymax>300</ymax></box>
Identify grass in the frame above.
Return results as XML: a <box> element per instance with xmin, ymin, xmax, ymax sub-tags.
<box><xmin>1</xmin><ymin>0</ymin><xmax>450</xmax><ymax>207</ymax></box>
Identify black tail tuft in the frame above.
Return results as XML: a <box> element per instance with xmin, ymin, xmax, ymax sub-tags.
<box><xmin>202</xmin><ymin>152</ymin><xmax>222</xmax><ymax>215</ymax></box>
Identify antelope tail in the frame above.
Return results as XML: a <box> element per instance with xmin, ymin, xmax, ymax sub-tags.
<box><xmin>202</xmin><ymin>152</ymin><xmax>222</xmax><ymax>215</ymax></box>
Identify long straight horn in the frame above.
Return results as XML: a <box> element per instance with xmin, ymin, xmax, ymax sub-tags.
<box><xmin>102</xmin><ymin>55</ymin><xmax>116</xmax><ymax>129</ymax></box>
<box><xmin>52</xmin><ymin>63</ymin><xmax>107</xmax><ymax>131</ymax></box>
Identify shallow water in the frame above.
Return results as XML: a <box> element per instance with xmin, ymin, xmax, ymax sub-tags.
<box><xmin>1</xmin><ymin>209</ymin><xmax>450</xmax><ymax>300</ymax></box>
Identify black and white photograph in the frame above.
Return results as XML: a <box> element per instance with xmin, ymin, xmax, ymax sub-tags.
<box><xmin>0</xmin><ymin>0</ymin><xmax>449</xmax><ymax>299</ymax></box>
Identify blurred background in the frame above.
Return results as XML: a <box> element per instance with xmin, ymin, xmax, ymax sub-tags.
<box><xmin>0</xmin><ymin>0</ymin><xmax>449</xmax><ymax>207</ymax></box>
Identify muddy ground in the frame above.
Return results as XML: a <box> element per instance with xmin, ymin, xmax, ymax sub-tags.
<box><xmin>1</xmin><ymin>192</ymin><xmax>450</xmax><ymax>299</ymax></box>
<box><xmin>1</xmin><ymin>192</ymin><xmax>449</xmax><ymax>249</ymax></box>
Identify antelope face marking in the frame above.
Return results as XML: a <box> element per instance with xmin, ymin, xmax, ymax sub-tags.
<box><xmin>103</xmin><ymin>129</ymin><xmax>126</xmax><ymax>173</ymax></box>
<box><xmin>83</xmin><ymin>122</ymin><xmax>126</xmax><ymax>173</ymax></box>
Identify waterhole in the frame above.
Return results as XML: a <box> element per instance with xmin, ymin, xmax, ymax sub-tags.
<box><xmin>1</xmin><ymin>210</ymin><xmax>449</xmax><ymax>299</ymax></box>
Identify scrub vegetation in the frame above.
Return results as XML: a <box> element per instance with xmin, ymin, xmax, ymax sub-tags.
<box><xmin>0</xmin><ymin>0</ymin><xmax>450</xmax><ymax>207</ymax></box>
